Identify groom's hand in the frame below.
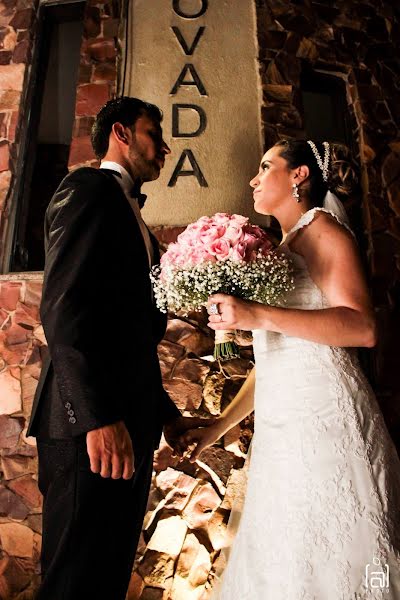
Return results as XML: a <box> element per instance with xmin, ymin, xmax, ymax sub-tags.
<box><xmin>86</xmin><ymin>420</ymin><xmax>135</xmax><ymax>480</ymax></box>
<box><xmin>163</xmin><ymin>415</ymin><xmax>217</xmax><ymax>458</ymax></box>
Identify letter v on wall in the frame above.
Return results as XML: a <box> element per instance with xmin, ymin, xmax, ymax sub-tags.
<box><xmin>171</xmin><ymin>26</ymin><xmax>205</xmax><ymax>55</ymax></box>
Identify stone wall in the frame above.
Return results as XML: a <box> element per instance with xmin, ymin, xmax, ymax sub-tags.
<box><xmin>68</xmin><ymin>0</ymin><xmax>121</xmax><ymax>168</ymax></box>
<box><xmin>129</xmin><ymin>320</ymin><xmax>254</xmax><ymax>599</ymax></box>
<box><xmin>0</xmin><ymin>0</ymin><xmax>121</xmax><ymax>263</ymax></box>
<box><xmin>0</xmin><ymin>275</ymin><xmax>42</xmax><ymax>599</ymax></box>
<box><xmin>0</xmin><ymin>0</ymin><xmax>39</xmax><ymax>267</ymax></box>
<box><xmin>255</xmin><ymin>0</ymin><xmax>400</xmax><ymax>446</ymax></box>
<box><xmin>0</xmin><ymin>274</ymin><xmax>254</xmax><ymax>599</ymax></box>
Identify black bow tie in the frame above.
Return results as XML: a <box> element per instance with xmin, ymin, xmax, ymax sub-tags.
<box><xmin>130</xmin><ymin>180</ymin><xmax>148</xmax><ymax>209</ymax></box>
<box><xmin>102</xmin><ymin>168</ymin><xmax>147</xmax><ymax>208</ymax></box>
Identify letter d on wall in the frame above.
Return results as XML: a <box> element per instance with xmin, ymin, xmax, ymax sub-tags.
<box><xmin>172</xmin><ymin>104</ymin><xmax>207</xmax><ymax>138</ymax></box>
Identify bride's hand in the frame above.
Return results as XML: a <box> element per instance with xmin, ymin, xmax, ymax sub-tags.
<box><xmin>178</xmin><ymin>419</ymin><xmax>226</xmax><ymax>463</ymax></box>
<box><xmin>207</xmin><ymin>293</ymin><xmax>265</xmax><ymax>331</ymax></box>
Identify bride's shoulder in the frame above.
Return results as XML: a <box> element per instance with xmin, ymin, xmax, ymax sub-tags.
<box><xmin>291</xmin><ymin>209</ymin><xmax>356</xmax><ymax>259</ymax></box>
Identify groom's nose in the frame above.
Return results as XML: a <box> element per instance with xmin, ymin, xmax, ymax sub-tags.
<box><xmin>161</xmin><ymin>139</ymin><xmax>171</xmax><ymax>155</ymax></box>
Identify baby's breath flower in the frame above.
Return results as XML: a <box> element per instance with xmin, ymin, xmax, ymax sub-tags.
<box><xmin>150</xmin><ymin>252</ymin><xmax>294</xmax><ymax>316</ymax></box>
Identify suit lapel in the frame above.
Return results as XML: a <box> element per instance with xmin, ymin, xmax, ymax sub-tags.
<box><xmin>101</xmin><ymin>170</ymin><xmax>151</xmax><ymax>266</ymax></box>
<box><xmin>149</xmin><ymin>230</ymin><xmax>160</xmax><ymax>266</ymax></box>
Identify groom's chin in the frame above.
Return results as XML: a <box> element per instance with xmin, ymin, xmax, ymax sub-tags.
<box><xmin>145</xmin><ymin>165</ymin><xmax>162</xmax><ymax>182</ymax></box>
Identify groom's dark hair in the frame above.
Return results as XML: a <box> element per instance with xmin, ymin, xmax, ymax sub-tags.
<box><xmin>91</xmin><ymin>96</ymin><xmax>163</xmax><ymax>159</ymax></box>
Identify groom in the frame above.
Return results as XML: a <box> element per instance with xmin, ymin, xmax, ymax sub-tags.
<box><xmin>27</xmin><ymin>97</ymin><xmax>209</xmax><ymax>600</ymax></box>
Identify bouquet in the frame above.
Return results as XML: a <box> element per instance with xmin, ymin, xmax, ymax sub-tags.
<box><xmin>150</xmin><ymin>213</ymin><xmax>294</xmax><ymax>360</ymax></box>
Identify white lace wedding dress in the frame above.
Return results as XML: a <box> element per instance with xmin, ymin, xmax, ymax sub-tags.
<box><xmin>211</xmin><ymin>208</ymin><xmax>400</xmax><ymax>599</ymax></box>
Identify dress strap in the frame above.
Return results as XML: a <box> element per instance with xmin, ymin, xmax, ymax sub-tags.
<box><xmin>285</xmin><ymin>207</ymin><xmax>355</xmax><ymax>244</ymax></box>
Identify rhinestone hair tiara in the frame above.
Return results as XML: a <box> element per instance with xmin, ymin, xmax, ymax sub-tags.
<box><xmin>307</xmin><ymin>140</ymin><xmax>330</xmax><ymax>182</ymax></box>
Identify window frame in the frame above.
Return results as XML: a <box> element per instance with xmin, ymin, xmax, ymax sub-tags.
<box><xmin>300</xmin><ymin>64</ymin><xmax>354</xmax><ymax>152</ymax></box>
<box><xmin>2</xmin><ymin>0</ymin><xmax>85</xmax><ymax>274</ymax></box>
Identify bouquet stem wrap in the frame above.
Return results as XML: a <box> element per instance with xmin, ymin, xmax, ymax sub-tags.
<box><xmin>214</xmin><ymin>329</ymin><xmax>240</xmax><ymax>361</ymax></box>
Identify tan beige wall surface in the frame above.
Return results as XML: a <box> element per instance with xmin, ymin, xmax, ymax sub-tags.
<box><xmin>125</xmin><ymin>0</ymin><xmax>264</xmax><ymax>226</ymax></box>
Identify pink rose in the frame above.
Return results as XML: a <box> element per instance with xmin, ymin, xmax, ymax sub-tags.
<box><xmin>209</xmin><ymin>238</ymin><xmax>231</xmax><ymax>260</ymax></box>
<box><xmin>252</xmin><ymin>225</ymin><xmax>266</xmax><ymax>237</ymax></box>
<box><xmin>243</xmin><ymin>232</ymin><xmax>262</xmax><ymax>252</ymax></box>
<box><xmin>163</xmin><ymin>242</ymin><xmax>178</xmax><ymax>258</ymax></box>
<box><xmin>230</xmin><ymin>241</ymin><xmax>247</xmax><ymax>262</ymax></box>
<box><xmin>224</xmin><ymin>224</ymin><xmax>245</xmax><ymax>245</ymax></box>
<box><xmin>231</xmin><ymin>214</ymin><xmax>249</xmax><ymax>227</ymax></box>
<box><xmin>213</xmin><ymin>212</ymin><xmax>231</xmax><ymax>225</ymax></box>
<box><xmin>189</xmin><ymin>216</ymin><xmax>212</xmax><ymax>231</ymax></box>
<box><xmin>160</xmin><ymin>253</ymin><xmax>169</xmax><ymax>267</ymax></box>
<box><xmin>198</xmin><ymin>216</ymin><xmax>212</xmax><ymax>224</ymax></box>
<box><xmin>199</xmin><ymin>223</ymin><xmax>226</xmax><ymax>246</ymax></box>
<box><xmin>177</xmin><ymin>230</ymin><xmax>196</xmax><ymax>246</ymax></box>
<box><xmin>186</xmin><ymin>247</ymin><xmax>216</xmax><ymax>265</ymax></box>
<box><xmin>160</xmin><ymin>214</ymin><xmax>274</xmax><ymax>275</ymax></box>
<box><xmin>161</xmin><ymin>244</ymin><xmax>182</xmax><ymax>268</ymax></box>
<box><xmin>178</xmin><ymin>228</ymin><xmax>202</xmax><ymax>247</ymax></box>
<box><xmin>260</xmin><ymin>239</ymin><xmax>274</xmax><ymax>255</ymax></box>
<box><xmin>241</xmin><ymin>233</ymin><xmax>270</xmax><ymax>261</ymax></box>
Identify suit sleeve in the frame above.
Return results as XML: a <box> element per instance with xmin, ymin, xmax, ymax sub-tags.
<box><xmin>41</xmin><ymin>171</ymin><xmax>124</xmax><ymax>436</ymax></box>
<box><xmin>149</xmin><ymin>234</ymin><xmax>182</xmax><ymax>426</ymax></box>
<box><xmin>160</xmin><ymin>388</ymin><xmax>181</xmax><ymax>424</ymax></box>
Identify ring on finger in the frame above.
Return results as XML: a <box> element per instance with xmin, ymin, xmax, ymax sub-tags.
<box><xmin>208</xmin><ymin>302</ymin><xmax>220</xmax><ymax>315</ymax></box>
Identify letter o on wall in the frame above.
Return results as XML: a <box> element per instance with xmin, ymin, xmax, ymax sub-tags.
<box><xmin>172</xmin><ymin>0</ymin><xmax>208</xmax><ymax>19</ymax></box>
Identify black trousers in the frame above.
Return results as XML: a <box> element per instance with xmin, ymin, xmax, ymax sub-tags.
<box><xmin>36</xmin><ymin>435</ymin><xmax>154</xmax><ymax>600</ymax></box>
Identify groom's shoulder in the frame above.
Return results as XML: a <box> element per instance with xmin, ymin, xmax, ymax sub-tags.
<box><xmin>58</xmin><ymin>166</ymin><xmax>115</xmax><ymax>190</ymax></box>
<box><xmin>47</xmin><ymin>167</ymin><xmax>119</xmax><ymax>220</ymax></box>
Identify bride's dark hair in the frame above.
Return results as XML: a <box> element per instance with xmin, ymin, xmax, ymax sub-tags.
<box><xmin>274</xmin><ymin>139</ymin><xmax>359</xmax><ymax>207</ymax></box>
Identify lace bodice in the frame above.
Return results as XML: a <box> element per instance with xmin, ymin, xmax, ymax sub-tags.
<box><xmin>278</xmin><ymin>206</ymin><xmax>354</xmax><ymax>311</ymax></box>
<box><xmin>284</xmin><ymin>206</ymin><xmax>355</xmax><ymax>242</ymax></box>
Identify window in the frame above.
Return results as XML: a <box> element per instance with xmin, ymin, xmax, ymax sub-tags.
<box><xmin>6</xmin><ymin>0</ymin><xmax>85</xmax><ymax>272</ymax></box>
<box><xmin>301</xmin><ymin>65</ymin><xmax>352</xmax><ymax>148</ymax></box>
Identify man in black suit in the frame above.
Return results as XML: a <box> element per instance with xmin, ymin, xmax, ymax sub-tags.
<box><xmin>28</xmin><ymin>97</ymin><xmax>209</xmax><ymax>600</ymax></box>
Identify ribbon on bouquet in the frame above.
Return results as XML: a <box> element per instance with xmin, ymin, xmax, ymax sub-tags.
<box><xmin>214</xmin><ymin>329</ymin><xmax>240</xmax><ymax>361</ymax></box>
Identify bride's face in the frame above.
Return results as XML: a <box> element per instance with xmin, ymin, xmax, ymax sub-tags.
<box><xmin>250</xmin><ymin>146</ymin><xmax>293</xmax><ymax>216</ymax></box>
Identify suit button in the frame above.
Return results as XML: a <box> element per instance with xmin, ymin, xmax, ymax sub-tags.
<box><xmin>65</xmin><ymin>402</ymin><xmax>72</xmax><ymax>409</ymax></box>
<box><xmin>69</xmin><ymin>416</ymin><xmax>76</xmax><ymax>424</ymax></box>
<box><xmin>67</xmin><ymin>409</ymin><xmax>74</xmax><ymax>416</ymax></box>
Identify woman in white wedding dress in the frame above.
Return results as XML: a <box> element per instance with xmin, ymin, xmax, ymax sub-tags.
<box><xmin>180</xmin><ymin>139</ymin><xmax>400</xmax><ymax>599</ymax></box>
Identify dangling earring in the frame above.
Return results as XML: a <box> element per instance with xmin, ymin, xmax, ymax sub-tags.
<box><xmin>292</xmin><ymin>183</ymin><xmax>300</xmax><ymax>202</ymax></box>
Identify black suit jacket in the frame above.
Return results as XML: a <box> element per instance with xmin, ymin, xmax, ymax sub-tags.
<box><xmin>27</xmin><ymin>167</ymin><xmax>180</xmax><ymax>447</ymax></box>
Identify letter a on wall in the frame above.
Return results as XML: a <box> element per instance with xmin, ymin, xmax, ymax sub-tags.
<box><xmin>168</xmin><ymin>149</ymin><xmax>208</xmax><ymax>187</ymax></box>
<box><xmin>170</xmin><ymin>64</ymin><xmax>207</xmax><ymax>96</ymax></box>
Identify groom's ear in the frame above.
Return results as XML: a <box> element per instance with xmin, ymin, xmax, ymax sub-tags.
<box><xmin>111</xmin><ymin>122</ymin><xmax>130</xmax><ymax>146</ymax></box>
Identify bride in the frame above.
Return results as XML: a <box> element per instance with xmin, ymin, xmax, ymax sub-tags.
<box><xmin>179</xmin><ymin>139</ymin><xmax>400</xmax><ymax>599</ymax></box>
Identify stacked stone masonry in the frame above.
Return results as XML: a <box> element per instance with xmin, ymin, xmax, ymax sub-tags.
<box><xmin>0</xmin><ymin>0</ymin><xmax>39</xmax><ymax>262</ymax></box>
<box><xmin>0</xmin><ymin>276</ymin><xmax>254</xmax><ymax>599</ymax></box>
<box><xmin>69</xmin><ymin>0</ymin><xmax>121</xmax><ymax>167</ymax></box>
<box><xmin>255</xmin><ymin>0</ymin><xmax>400</xmax><ymax>443</ymax></box>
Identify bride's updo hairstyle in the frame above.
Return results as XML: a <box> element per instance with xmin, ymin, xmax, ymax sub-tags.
<box><xmin>274</xmin><ymin>139</ymin><xmax>359</xmax><ymax>207</ymax></box>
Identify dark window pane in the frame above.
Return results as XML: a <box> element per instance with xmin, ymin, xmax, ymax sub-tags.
<box><xmin>301</xmin><ymin>66</ymin><xmax>351</xmax><ymax>148</ymax></box>
<box><xmin>9</xmin><ymin>2</ymin><xmax>84</xmax><ymax>272</ymax></box>
<box><xmin>302</xmin><ymin>89</ymin><xmax>347</xmax><ymax>144</ymax></box>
